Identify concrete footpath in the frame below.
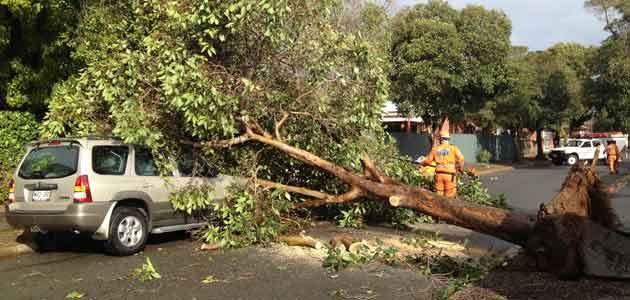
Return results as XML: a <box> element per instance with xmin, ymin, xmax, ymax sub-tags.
<box><xmin>0</xmin><ymin>206</ymin><xmax>37</xmax><ymax>259</ymax></box>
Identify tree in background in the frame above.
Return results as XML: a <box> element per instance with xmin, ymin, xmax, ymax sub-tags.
<box><xmin>389</xmin><ymin>0</ymin><xmax>512</xmax><ymax>130</ymax></box>
<box><xmin>478</xmin><ymin>43</ymin><xmax>594</xmax><ymax>159</ymax></box>
<box><xmin>0</xmin><ymin>0</ymin><xmax>80</xmax><ymax>117</ymax></box>
<box><xmin>586</xmin><ymin>0</ymin><xmax>630</xmax><ymax>132</ymax></box>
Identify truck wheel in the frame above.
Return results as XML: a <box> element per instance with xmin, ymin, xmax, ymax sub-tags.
<box><xmin>104</xmin><ymin>207</ymin><xmax>148</xmax><ymax>256</ymax></box>
<box><xmin>567</xmin><ymin>154</ymin><xmax>579</xmax><ymax>166</ymax></box>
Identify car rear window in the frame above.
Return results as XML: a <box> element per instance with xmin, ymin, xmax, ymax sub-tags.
<box><xmin>93</xmin><ymin>146</ymin><xmax>129</xmax><ymax>175</ymax></box>
<box><xmin>18</xmin><ymin>146</ymin><xmax>79</xmax><ymax>179</ymax></box>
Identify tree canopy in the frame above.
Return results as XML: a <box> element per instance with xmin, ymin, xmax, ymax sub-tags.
<box><xmin>389</xmin><ymin>0</ymin><xmax>512</xmax><ymax>126</ymax></box>
<box><xmin>43</xmin><ymin>0</ymin><xmax>411</xmax><ymax>196</ymax></box>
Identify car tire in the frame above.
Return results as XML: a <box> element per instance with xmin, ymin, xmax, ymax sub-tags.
<box><xmin>567</xmin><ymin>154</ymin><xmax>579</xmax><ymax>166</ymax></box>
<box><xmin>104</xmin><ymin>207</ymin><xmax>148</xmax><ymax>256</ymax></box>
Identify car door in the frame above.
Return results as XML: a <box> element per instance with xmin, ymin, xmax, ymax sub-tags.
<box><xmin>172</xmin><ymin>148</ymin><xmax>236</xmax><ymax>219</ymax></box>
<box><xmin>580</xmin><ymin>141</ymin><xmax>593</xmax><ymax>160</ymax></box>
<box><xmin>133</xmin><ymin>147</ymin><xmax>184</xmax><ymax>227</ymax></box>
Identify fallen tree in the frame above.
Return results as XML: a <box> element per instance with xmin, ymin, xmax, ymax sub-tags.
<box><xmin>201</xmin><ymin>125</ymin><xmax>630</xmax><ymax>278</ymax></box>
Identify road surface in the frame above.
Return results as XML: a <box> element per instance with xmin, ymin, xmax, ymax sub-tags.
<box><xmin>481</xmin><ymin>163</ymin><xmax>630</xmax><ymax>231</ymax></box>
<box><xmin>0</xmin><ymin>232</ymin><xmax>431</xmax><ymax>300</ymax></box>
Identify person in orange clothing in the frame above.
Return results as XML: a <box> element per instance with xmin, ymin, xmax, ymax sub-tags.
<box><xmin>422</xmin><ymin>119</ymin><xmax>464</xmax><ymax>197</ymax></box>
<box><xmin>605</xmin><ymin>140</ymin><xmax>620</xmax><ymax>175</ymax></box>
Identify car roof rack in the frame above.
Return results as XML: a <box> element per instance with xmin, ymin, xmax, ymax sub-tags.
<box><xmin>27</xmin><ymin>136</ymin><xmax>122</xmax><ymax>146</ymax></box>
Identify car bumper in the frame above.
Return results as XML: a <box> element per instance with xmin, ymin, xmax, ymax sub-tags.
<box><xmin>5</xmin><ymin>202</ymin><xmax>114</xmax><ymax>233</ymax></box>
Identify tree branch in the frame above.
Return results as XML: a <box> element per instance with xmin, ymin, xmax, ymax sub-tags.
<box><xmin>275</xmin><ymin>112</ymin><xmax>289</xmax><ymax>141</ymax></box>
<box><xmin>254</xmin><ymin>178</ymin><xmax>330</xmax><ymax>199</ymax></box>
<box><xmin>361</xmin><ymin>155</ymin><xmax>398</xmax><ymax>185</ymax></box>
<box><xmin>294</xmin><ymin>185</ymin><xmax>364</xmax><ymax>209</ymax></box>
<box><xmin>254</xmin><ymin>178</ymin><xmax>363</xmax><ymax>209</ymax></box>
<box><xmin>184</xmin><ymin>135</ymin><xmax>251</xmax><ymax>148</ymax></box>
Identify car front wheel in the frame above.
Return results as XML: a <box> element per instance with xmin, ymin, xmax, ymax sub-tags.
<box><xmin>567</xmin><ymin>154</ymin><xmax>579</xmax><ymax>166</ymax></box>
<box><xmin>105</xmin><ymin>207</ymin><xmax>148</xmax><ymax>256</ymax></box>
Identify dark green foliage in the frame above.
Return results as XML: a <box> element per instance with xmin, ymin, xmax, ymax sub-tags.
<box><xmin>0</xmin><ymin>1</ymin><xmax>81</xmax><ymax>117</ymax></box>
<box><xmin>198</xmin><ymin>186</ymin><xmax>292</xmax><ymax>248</ymax></box>
<box><xmin>0</xmin><ymin>110</ymin><xmax>38</xmax><ymax>202</ymax></box>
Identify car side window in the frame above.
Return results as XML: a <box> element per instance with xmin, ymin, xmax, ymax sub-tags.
<box><xmin>582</xmin><ymin>141</ymin><xmax>592</xmax><ymax>148</ymax></box>
<box><xmin>177</xmin><ymin>148</ymin><xmax>218</xmax><ymax>178</ymax></box>
<box><xmin>92</xmin><ymin>146</ymin><xmax>129</xmax><ymax>175</ymax></box>
<box><xmin>135</xmin><ymin>147</ymin><xmax>161</xmax><ymax>176</ymax></box>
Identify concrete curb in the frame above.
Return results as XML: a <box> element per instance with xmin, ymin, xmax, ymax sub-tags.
<box><xmin>475</xmin><ymin>165</ymin><xmax>514</xmax><ymax>176</ymax></box>
<box><xmin>0</xmin><ymin>229</ymin><xmax>37</xmax><ymax>260</ymax></box>
<box><xmin>0</xmin><ymin>243</ymin><xmax>36</xmax><ymax>259</ymax></box>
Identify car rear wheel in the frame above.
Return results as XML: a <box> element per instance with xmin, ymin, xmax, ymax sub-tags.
<box><xmin>567</xmin><ymin>154</ymin><xmax>579</xmax><ymax>166</ymax></box>
<box><xmin>105</xmin><ymin>207</ymin><xmax>148</xmax><ymax>256</ymax></box>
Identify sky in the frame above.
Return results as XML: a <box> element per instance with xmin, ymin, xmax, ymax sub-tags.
<box><xmin>396</xmin><ymin>0</ymin><xmax>610</xmax><ymax>51</ymax></box>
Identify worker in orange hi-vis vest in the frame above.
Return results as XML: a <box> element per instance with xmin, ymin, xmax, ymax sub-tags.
<box><xmin>605</xmin><ymin>140</ymin><xmax>620</xmax><ymax>175</ymax></box>
<box><xmin>422</xmin><ymin>119</ymin><xmax>465</xmax><ymax>198</ymax></box>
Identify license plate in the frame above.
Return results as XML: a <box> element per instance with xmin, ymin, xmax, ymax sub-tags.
<box><xmin>32</xmin><ymin>191</ymin><xmax>51</xmax><ymax>202</ymax></box>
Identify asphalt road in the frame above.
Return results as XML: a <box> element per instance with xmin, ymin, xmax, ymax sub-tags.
<box><xmin>0</xmin><ymin>231</ymin><xmax>433</xmax><ymax>300</ymax></box>
<box><xmin>481</xmin><ymin>163</ymin><xmax>630</xmax><ymax>231</ymax></box>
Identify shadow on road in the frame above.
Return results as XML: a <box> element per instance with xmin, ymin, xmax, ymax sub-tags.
<box><xmin>34</xmin><ymin>231</ymin><xmax>191</xmax><ymax>255</ymax></box>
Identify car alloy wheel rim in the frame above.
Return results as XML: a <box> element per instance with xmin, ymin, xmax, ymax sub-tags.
<box><xmin>117</xmin><ymin>216</ymin><xmax>143</xmax><ymax>248</ymax></box>
<box><xmin>568</xmin><ymin>157</ymin><xmax>577</xmax><ymax>165</ymax></box>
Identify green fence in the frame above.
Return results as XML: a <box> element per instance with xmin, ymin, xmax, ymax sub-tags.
<box><xmin>389</xmin><ymin>132</ymin><xmax>517</xmax><ymax>163</ymax></box>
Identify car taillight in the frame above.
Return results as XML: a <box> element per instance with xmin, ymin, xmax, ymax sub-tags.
<box><xmin>7</xmin><ymin>179</ymin><xmax>15</xmax><ymax>203</ymax></box>
<box><xmin>73</xmin><ymin>175</ymin><xmax>93</xmax><ymax>203</ymax></box>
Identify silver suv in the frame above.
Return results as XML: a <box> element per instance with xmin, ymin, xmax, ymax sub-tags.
<box><xmin>4</xmin><ymin>137</ymin><xmax>242</xmax><ymax>255</ymax></box>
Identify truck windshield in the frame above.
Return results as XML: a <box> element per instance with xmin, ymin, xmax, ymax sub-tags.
<box><xmin>18</xmin><ymin>146</ymin><xmax>79</xmax><ymax>179</ymax></box>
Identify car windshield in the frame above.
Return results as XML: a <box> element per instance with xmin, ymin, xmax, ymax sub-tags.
<box><xmin>18</xmin><ymin>146</ymin><xmax>79</xmax><ymax>179</ymax></box>
<box><xmin>566</xmin><ymin>140</ymin><xmax>581</xmax><ymax>147</ymax></box>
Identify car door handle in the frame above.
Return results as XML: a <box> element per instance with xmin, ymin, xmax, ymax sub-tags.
<box><xmin>142</xmin><ymin>183</ymin><xmax>153</xmax><ymax>189</ymax></box>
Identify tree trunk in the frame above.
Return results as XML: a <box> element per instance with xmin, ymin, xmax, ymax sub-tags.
<box><xmin>513</xmin><ymin>128</ymin><xmax>523</xmax><ymax>162</ymax></box>
<box><xmin>246</xmin><ymin>130</ymin><xmax>536</xmax><ymax>245</ymax></box>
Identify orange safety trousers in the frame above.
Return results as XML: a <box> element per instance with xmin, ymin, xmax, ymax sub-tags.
<box><xmin>435</xmin><ymin>173</ymin><xmax>457</xmax><ymax>198</ymax></box>
<box><xmin>608</xmin><ymin>156</ymin><xmax>618</xmax><ymax>174</ymax></box>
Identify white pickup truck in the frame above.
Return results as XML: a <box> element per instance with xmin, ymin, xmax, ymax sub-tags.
<box><xmin>548</xmin><ymin>138</ymin><xmax>625</xmax><ymax>166</ymax></box>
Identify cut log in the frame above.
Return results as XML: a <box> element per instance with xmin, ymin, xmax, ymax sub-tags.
<box><xmin>277</xmin><ymin>234</ymin><xmax>324</xmax><ymax>249</ymax></box>
<box><xmin>329</xmin><ymin>234</ymin><xmax>356</xmax><ymax>250</ymax></box>
<box><xmin>200</xmin><ymin>242</ymin><xmax>222</xmax><ymax>251</ymax></box>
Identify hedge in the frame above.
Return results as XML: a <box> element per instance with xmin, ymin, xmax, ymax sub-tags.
<box><xmin>0</xmin><ymin>111</ymin><xmax>39</xmax><ymax>203</ymax></box>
